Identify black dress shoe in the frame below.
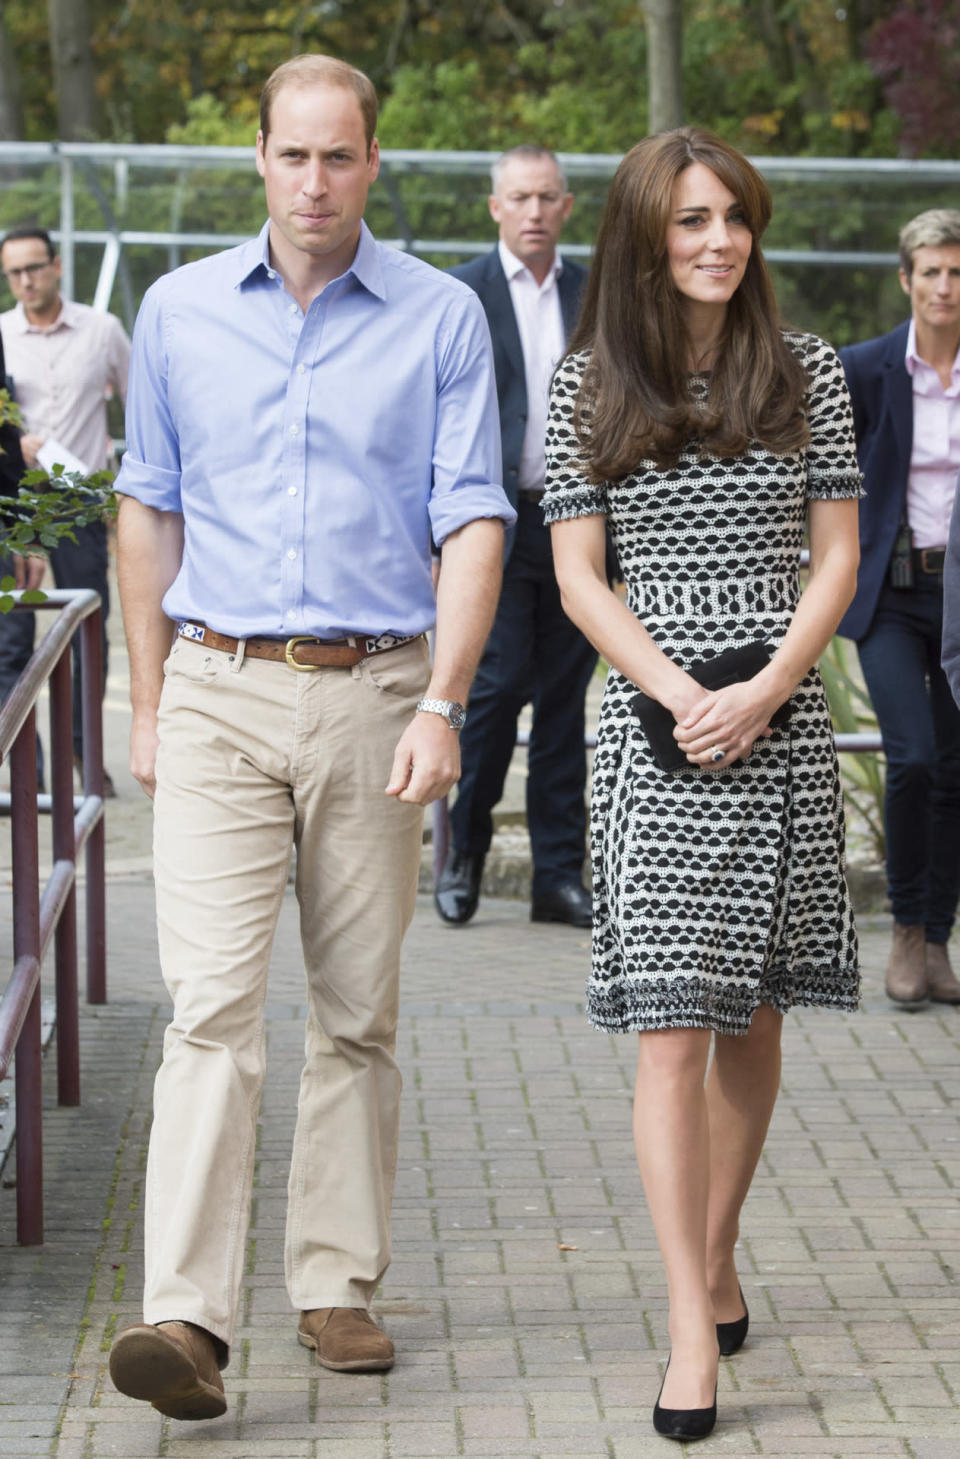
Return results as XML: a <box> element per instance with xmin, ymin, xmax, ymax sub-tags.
<box><xmin>716</xmin><ymin>1286</ymin><xmax>749</xmax><ymax>1356</ymax></box>
<box><xmin>530</xmin><ymin>882</ymin><xmax>592</xmax><ymax>928</ymax></box>
<box><xmin>652</xmin><ymin>1357</ymin><xmax>717</xmax><ymax>1442</ymax></box>
<box><xmin>434</xmin><ymin>850</ymin><xmax>484</xmax><ymax>926</ymax></box>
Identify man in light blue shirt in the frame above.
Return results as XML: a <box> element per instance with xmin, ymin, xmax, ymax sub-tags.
<box><xmin>108</xmin><ymin>54</ymin><xmax>513</xmax><ymax>1422</ymax></box>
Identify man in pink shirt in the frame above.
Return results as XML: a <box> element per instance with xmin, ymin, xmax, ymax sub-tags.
<box><xmin>0</xmin><ymin>226</ymin><xmax>130</xmax><ymax>793</ymax></box>
<box><xmin>838</xmin><ymin>208</ymin><xmax>960</xmax><ymax>1008</ymax></box>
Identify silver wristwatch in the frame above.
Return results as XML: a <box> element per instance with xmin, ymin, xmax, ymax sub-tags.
<box><xmin>416</xmin><ymin>697</ymin><xmax>466</xmax><ymax>730</ymax></box>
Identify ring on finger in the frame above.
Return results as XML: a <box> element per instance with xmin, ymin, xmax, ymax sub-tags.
<box><xmin>709</xmin><ymin>745</ymin><xmax>725</xmax><ymax>764</ymax></box>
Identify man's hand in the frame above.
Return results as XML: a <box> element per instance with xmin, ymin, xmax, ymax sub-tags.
<box><xmin>12</xmin><ymin>552</ymin><xmax>46</xmax><ymax>591</ymax></box>
<box><xmin>385</xmin><ymin>711</ymin><xmax>461</xmax><ymax>805</ymax></box>
<box><xmin>20</xmin><ymin>432</ymin><xmax>44</xmax><ymax>468</ymax></box>
<box><xmin>129</xmin><ymin>712</ymin><xmax>160</xmax><ymax>799</ymax></box>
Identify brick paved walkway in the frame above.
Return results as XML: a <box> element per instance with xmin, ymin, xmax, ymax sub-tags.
<box><xmin>1</xmin><ymin>878</ymin><xmax>959</xmax><ymax>1459</ymax></box>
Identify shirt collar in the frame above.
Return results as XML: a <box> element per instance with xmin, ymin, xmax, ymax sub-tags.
<box><xmin>498</xmin><ymin>239</ymin><xmax>562</xmax><ymax>286</ymax></box>
<box><xmin>234</xmin><ymin>219</ymin><xmax>386</xmax><ymax>301</ymax></box>
<box><xmin>12</xmin><ymin>295</ymin><xmax>78</xmax><ymax>334</ymax></box>
<box><xmin>905</xmin><ymin>317</ymin><xmax>960</xmax><ymax>385</ymax></box>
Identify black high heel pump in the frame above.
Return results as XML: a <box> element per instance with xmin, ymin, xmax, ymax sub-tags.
<box><xmin>652</xmin><ymin>1357</ymin><xmax>718</xmax><ymax>1442</ymax></box>
<box><xmin>716</xmin><ymin>1285</ymin><xmax>749</xmax><ymax>1357</ymax></box>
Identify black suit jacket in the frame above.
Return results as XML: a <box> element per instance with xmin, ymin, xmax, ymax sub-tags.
<box><xmin>449</xmin><ymin>249</ymin><xmax>586</xmax><ymax>560</ymax></box>
<box><xmin>836</xmin><ymin>320</ymin><xmax>912</xmax><ymax>641</ymax></box>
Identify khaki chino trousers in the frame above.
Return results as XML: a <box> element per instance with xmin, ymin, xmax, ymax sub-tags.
<box><xmin>143</xmin><ymin>634</ymin><xmax>430</xmax><ymax>1357</ymax></box>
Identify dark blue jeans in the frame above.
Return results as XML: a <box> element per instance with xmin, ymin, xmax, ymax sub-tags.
<box><xmin>857</xmin><ymin>576</ymin><xmax>960</xmax><ymax>942</ymax></box>
<box><xmin>450</xmin><ymin>496</ymin><xmax>597</xmax><ymax>895</ymax></box>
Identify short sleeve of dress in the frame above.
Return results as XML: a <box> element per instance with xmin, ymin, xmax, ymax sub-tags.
<box><xmin>542</xmin><ymin>350</ymin><xmax>608</xmax><ymax>523</ymax></box>
<box><xmin>790</xmin><ymin>332</ymin><xmax>865</xmax><ymax>501</ymax></box>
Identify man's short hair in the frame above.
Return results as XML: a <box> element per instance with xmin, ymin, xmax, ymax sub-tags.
<box><xmin>0</xmin><ymin>225</ymin><xmax>55</xmax><ymax>259</ymax></box>
<box><xmin>490</xmin><ymin>145</ymin><xmax>567</xmax><ymax>194</ymax></box>
<box><xmin>899</xmin><ymin>208</ymin><xmax>960</xmax><ymax>275</ymax></box>
<box><xmin>259</xmin><ymin>54</ymin><xmax>378</xmax><ymax>152</ymax></box>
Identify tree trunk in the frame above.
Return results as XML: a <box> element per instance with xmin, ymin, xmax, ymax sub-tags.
<box><xmin>643</xmin><ymin>0</ymin><xmax>683</xmax><ymax>133</ymax></box>
<box><xmin>48</xmin><ymin>0</ymin><xmax>98</xmax><ymax>140</ymax></box>
<box><xmin>0</xmin><ymin>1</ymin><xmax>23</xmax><ymax>139</ymax></box>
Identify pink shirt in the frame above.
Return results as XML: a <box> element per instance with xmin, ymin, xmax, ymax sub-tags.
<box><xmin>905</xmin><ymin>319</ymin><xmax>960</xmax><ymax>548</ymax></box>
<box><xmin>0</xmin><ymin>297</ymin><xmax>130</xmax><ymax>473</ymax></box>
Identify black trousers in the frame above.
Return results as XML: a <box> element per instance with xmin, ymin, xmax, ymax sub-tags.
<box><xmin>0</xmin><ymin>521</ymin><xmax>110</xmax><ymax>762</ymax></box>
<box><xmin>450</xmin><ymin>496</ymin><xmax>597</xmax><ymax>896</ymax></box>
<box><xmin>856</xmin><ymin>575</ymin><xmax>960</xmax><ymax>942</ymax></box>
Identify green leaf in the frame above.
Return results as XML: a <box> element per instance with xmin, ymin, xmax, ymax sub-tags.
<box><xmin>0</xmin><ymin>574</ymin><xmax>14</xmax><ymax>591</ymax></box>
<box><xmin>19</xmin><ymin>588</ymin><xmax>47</xmax><ymax>604</ymax></box>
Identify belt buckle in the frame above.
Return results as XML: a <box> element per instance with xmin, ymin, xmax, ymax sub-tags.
<box><xmin>284</xmin><ymin>635</ymin><xmax>321</xmax><ymax>671</ymax></box>
<box><xmin>921</xmin><ymin>548</ymin><xmax>943</xmax><ymax>574</ymax></box>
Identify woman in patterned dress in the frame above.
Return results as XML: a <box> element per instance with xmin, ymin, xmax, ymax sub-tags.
<box><xmin>543</xmin><ymin>129</ymin><xmax>862</xmax><ymax>1441</ymax></box>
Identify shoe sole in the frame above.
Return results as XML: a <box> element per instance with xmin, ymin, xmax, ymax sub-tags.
<box><xmin>297</xmin><ymin>1329</ymin><xmax>394</xmax><ymax>1371</ymax></box>
<box><xmin>109</xmin><ymin>1326</ymin><xmax>226</xmax><ymax>1420</ymax></box>
<box><xmin>886</xmin><ymin>993</ymin><xmax>928</xmax><ymax>1010</ymax></box>
<box><xmin>929</xmin><ymin>993</ymin><xmax>960</xmax><ymax>1004</ymax></box>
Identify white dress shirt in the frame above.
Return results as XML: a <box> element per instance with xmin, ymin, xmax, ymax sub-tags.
<box><xmin>904</xmin><ymin>319</ymin><xmax>960</xmax><ymax>548</ymax></box>
<box><xmin>0</xmin><ymin>297</ymin><xmax>131</xmax><ymax>472</ymax></box>
<box><xmin>498</xmin><ymin>239</ymin><xmax>566</xmax><ymax>494</ymax></box>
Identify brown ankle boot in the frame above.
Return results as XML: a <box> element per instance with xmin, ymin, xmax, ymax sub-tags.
<box><xmin>926</xmin><ymin>941</ymin><xmax>960</xmax><ymax>1004</ymax></box>
<box><xmin>885</xmin><ymin>922</ymin><xmax>928</xmax><ymax>1008</ymax></box>
<box><xmin>109</xmin><ymin>1321</ymin><xmax>226</xmax><ymax>1420</ymax></box>
<box><xmin>298</xmin><ymin>1307</ymin><xmax>394</xmax><ymax>1371</ymax></box>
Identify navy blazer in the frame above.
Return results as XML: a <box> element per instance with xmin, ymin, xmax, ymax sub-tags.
<box><xmin>448</xmin><ymin>249</ymin><xmax>586</xmax><ymax>560</ymax></box>
<box><xmin>836</xmin><ymin>320</ymin><xmax>913</xmax><ymax>641</ymax></box>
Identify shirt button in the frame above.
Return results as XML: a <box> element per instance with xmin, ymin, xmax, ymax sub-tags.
<box><xmin>296</xmin><ymin>364</ymin><xmax>305</xmax><ymax>375</ymax></box>
<box><xmin>289</xmin><ymin>424</ymin><xmax>298</xmax><ymax>436</ymax></box>
<box><xmin>289</xmin><ymin>303</ymin><xmax>298</xmax><ymax>315</ymax></box>
<box><xmin>288</xmin><ymin>486</ymin><xmax>297</xmax><ymax>495</ymax></box>
<box><xmin>287</xmin><ymin>549</ymin><xmax>297</xmax><ymax>560</ymax></box>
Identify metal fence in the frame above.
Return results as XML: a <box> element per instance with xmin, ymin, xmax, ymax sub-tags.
<box><xmin>1</xmin><ymin>142</ymin><xmax>959</xmax><ymax>342</ymax></box>
<box><xmin>0</xmin><ymin>590</ymin><xmax>107</xmax><ymax>1245</ymax></box>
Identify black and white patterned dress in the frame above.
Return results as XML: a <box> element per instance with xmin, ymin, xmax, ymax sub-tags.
<box><xmin>543</xmin><ymin>333</ymin><xmax>862</xmax><ymax>1035</ymax></box>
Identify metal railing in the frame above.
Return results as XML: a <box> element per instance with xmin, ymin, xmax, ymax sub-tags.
<box><xmin>430</xmin><ymin>723</ymin><xmax>884</xmax><ymax>880</ymax></box>
<box><xmin>0</xmin><ymin>589</ymin><xmax>107</xmax><ymax>1245</ymax></box>
<box><xmin>2</xmin><ymin>142</ymin><xmax>960</xmax><ymax>335</ymax></box>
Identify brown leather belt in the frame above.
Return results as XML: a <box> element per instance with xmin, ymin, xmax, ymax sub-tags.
<box><xmin>177</xmin><ymin>621</ymin><xmax>423</xmax><ymax>671</ymax></box>
<box><xmin>912</xmin><ymin>546</ymin><xmax>947</xmax><ymax>575</ymax></box>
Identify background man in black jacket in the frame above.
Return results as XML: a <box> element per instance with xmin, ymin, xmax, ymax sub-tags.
<box><xmin>435</xmin><ymin>145</ymin><xmax>596</xmax><ymax>928</ymax></box>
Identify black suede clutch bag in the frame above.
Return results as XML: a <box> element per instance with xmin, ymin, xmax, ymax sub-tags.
<box><xmin>631</xmin><ymin>640</ymin><xmax>791</xmax><ymax>772</ymax></box>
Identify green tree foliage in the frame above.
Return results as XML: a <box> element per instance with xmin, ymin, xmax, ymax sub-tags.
<box><xmin>4</xmin><ymin>0</ymin><xmax>954</xmax><ymax>161</ymax></box>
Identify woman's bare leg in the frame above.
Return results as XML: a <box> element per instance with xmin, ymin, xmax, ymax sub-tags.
<box><xmin>705</xmin><ymin>1004</ymin><xmax>783</xmax><ymax>1322</ymax></box>
<box><xmin>633</xmin><ymin>1027</ymin><xmax>718</xmax><ymax>1409</ymax></box>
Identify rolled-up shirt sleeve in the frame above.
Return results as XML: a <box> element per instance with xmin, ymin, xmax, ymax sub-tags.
<box><xmin>428</xmin><ymin>290</ymin><xmax>515</xmax><ymax>547</ymax></box>
<box><xmin>114</xmin><ymin>282</ymin><xmax>183</xmax><ymax>512</ymax></box>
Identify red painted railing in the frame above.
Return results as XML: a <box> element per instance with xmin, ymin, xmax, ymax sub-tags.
<box><xmin>0</xmin><ymin>588</ymin><xmax>107</xmax><ymax>1244</ymax></box>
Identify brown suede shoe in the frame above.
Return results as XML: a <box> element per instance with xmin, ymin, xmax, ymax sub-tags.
<box><xmin>109</xmin><ymin>1321</ymin><xmax>226</xmax><ymax>1420</ymax></box>
<box><xmin>926</xmin><ymin>942</ymin><xmax>960</xmax><ymax>1004</ymax></box>
<box><xmin>298</xmin><ymin>1307</ymin><xmax>395</xmax><ymax>1372</ymax></box>
<box><xmin>885</xmin><ymin>922</ymin><xmax>928</xmax><ymax>1008</ymax></box>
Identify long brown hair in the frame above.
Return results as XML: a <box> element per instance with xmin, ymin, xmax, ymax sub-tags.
<box><xmin>569</xmin><ymin>127</ymin><xmax>809</xmax><ymax>479</ymax></box>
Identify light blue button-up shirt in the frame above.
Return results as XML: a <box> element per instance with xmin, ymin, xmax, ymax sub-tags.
<box><xmin>116</xmin><ymin>221</ymin><xmax>513</xmax><ymax>639</ymax></box>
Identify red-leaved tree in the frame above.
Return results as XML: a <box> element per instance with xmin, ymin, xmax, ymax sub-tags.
<box><xmin>867</xmin><ymin>0</ymin><xmax>960</xmax><ymax>155</ymax></box>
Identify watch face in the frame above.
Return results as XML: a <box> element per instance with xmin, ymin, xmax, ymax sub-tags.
<box><xmin>448</xmin><ymin>702</ymin><xmax>466</xmax><ymax>730</ymax></box>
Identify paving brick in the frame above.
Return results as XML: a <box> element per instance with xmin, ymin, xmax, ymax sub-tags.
<box><xmin>3</xmin><ymin>891</ymin><xmax>959</xmax><ymax>1457</ymax></box>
